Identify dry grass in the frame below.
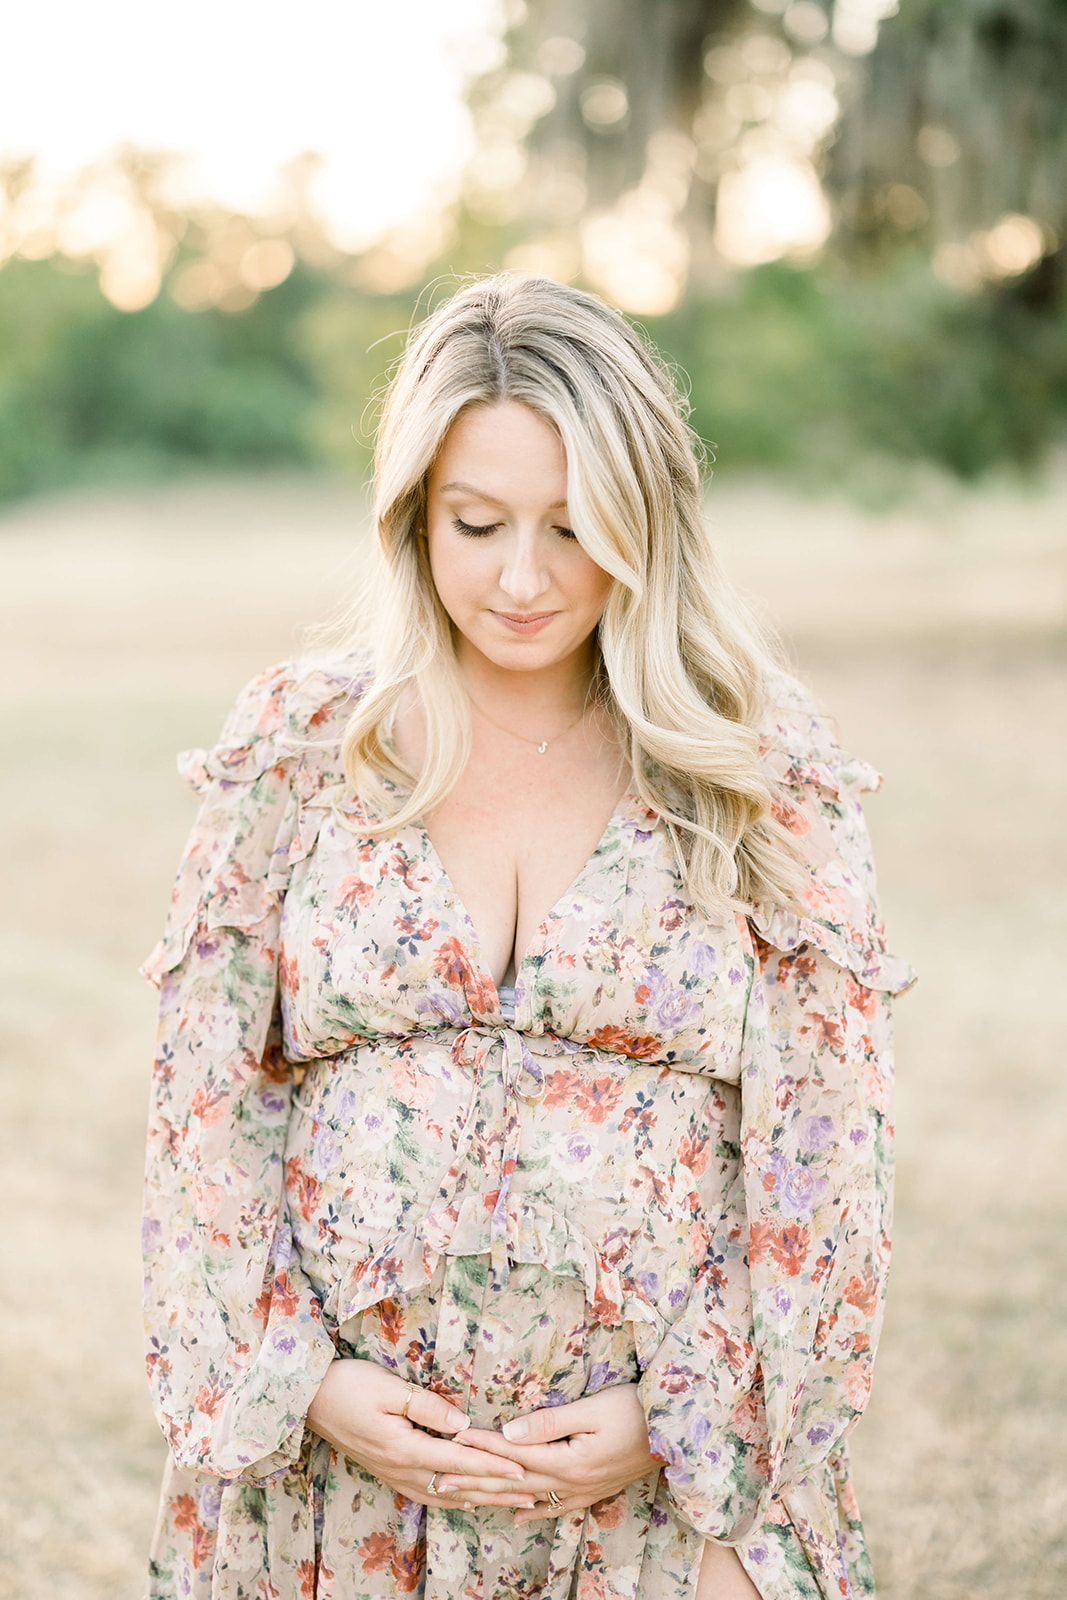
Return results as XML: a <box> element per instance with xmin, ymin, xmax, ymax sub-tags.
<box><xmin>1</xmin><ymin>472</ymin><xmax>1064</xmax><ymax>1599</ymax></box>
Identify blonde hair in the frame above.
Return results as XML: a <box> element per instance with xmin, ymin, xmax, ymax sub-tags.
<box><xmin>339</xmin><ymin>272</ymin><xmax>802</xmax><ymax>918</ymax></box>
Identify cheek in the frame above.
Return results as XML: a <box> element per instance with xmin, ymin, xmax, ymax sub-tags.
<box><xmin>427</xmin><ymin>531</ymin><xmax>483</xmax><ymax>611</ymax></box>
<box><xmin>570</xmin><ymin>553</ymin><xmax>613</xmax><ymax>616</ymax></box>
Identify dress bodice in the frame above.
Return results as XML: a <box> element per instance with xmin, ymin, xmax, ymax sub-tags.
<box><xmin>275</xmin><ymin>776</ymin><xmax>755</xmax><ymax>1359</ymax></box>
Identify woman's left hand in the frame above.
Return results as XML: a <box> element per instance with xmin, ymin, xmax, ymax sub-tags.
<box><xmin>439</xmin><ymin>1383</ymin><xmax>660</xmax><ymax>1523</ymax></box>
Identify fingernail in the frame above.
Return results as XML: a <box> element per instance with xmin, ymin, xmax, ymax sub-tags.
<box><xmin>456</xmin><ymin>1414</ymin><xmax>471</xmax><ymax>1432</ymax></box>
<box><xmin>462</xmin><ymin>1501</ymin><xmax>472</xmax><ymax>1511</ymax></box>
<box><xmin>502</xmin><ymin>1418</ymin><xmax>528</xmax><ymax>1441</ymax></box>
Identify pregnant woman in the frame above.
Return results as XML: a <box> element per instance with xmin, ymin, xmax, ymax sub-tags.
<box><xmin>141</xmin><ymin>274</ymin><xmax>913</xmax><ymax>1600</ymax></box>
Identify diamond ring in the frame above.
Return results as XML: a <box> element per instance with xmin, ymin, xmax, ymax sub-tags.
<box><xmin>426</xmin><ymin>1472</ymin><xmax>440</xmax><ymax>1496</ymax></box>
<box><xmin>547</xmin><ymin>1490</ymin><xmax>564</xmax><ymax>1511</ymax></box>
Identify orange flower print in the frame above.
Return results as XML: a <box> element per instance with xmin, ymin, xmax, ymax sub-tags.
<box><xmin>194</xmin><ymin>1375</ymin><xmax>228</xmax><ymax>1420</ymax></box>
<box><xmin>806</xmin><ymin>1010</ymin><xmax>846</xmax><ymax>1056</ymax></box>
<box><xmin>770</xmin><ymin>796</ymin><xmax>811</xmax><ymax>836</ymax></box>
<box><xmin>592</xmin><ymin>1492</ymin><xmax>628</xmax><ymax>1529</ymax></box>
<box><xmin>770</xmin><ymin>1223</ymin><xmax>811</xmax><ymax>1277</ymax></box>
<box><xmin>677</xmin><ymin>1128</ymin><xmax>709</xmax><ymax>1176</ymax></box>
<box><xmin>189</xmin><ymin>1085</ymin><xmax>226</xmax><ymax>1127</ymax></box>
<box><xmin>298</xmin><ymin>1557</ymin><xmax>317</xmax><ymax>1598</ymax></box>
<box><xmin>171</xmin><ymin>1493</ymin><xmax>198</xmax><ymax>1531</ymax></box>
<box><xmin>190</xmin><ymin>1523</ymin><xmax>214</xmax><ymax>1572</ymax></box>
<box><xmin>730</xmin><ymin>1386</ymin><xmax>767</xmax><ymax>1447</ymax></box>
<box><xmin>358</xmin><ymin>1530</ymin><xmax>397</xmax><ymax>1572</ymax></box>
<box><xmin>542</xmin><ymin>1068</ymin><xmax>583</xmax><ymax>1109</ymax></box>
<box><xmin>336</xmin><ymin>873</ymin><xmax>377</xmax><ymax>912</ymax></box>
<box><xmin>431</xmin><ymin>935</ymin><xmax>473</xmax><ymax>988</ymax></box>
<box><xmin>844</xmin><ymin>1358</ymin><xmax>873</xmax><ymax>1410</ymax></box>
<box><xmin>843</xmin><ymin>1268</ymin><xmax>879</xmax><ymax>1318</ymax></box>
<box><xmin>845</xmin><ymin>973</ymin><xmax>878</xmax><ymax>1019</ymax></box>
<box><xmin>271</xmin><ymin>1272</ymin><xmax>301</xmax><ymax>1317</ymax></box>
<box><xmin>279</xmin><ymin>949</ymin><xmax>301</xmax><ymax>997</ymax></box>
<box><xmin>586</xmin><ymin>1025</ymin><xmax>661</xmax><ymax>1059</ymax></box>
<box><xmin>749</xmin><ymin>1220</ymin><xmax>775</xmax><ymax>1265</ymax></box>
<box><xmin>576</xmin><ymin>1075</ymin><xmax>625</xmax><ymax>1123</ymax></box>
<box><xmin>286</xmin><ymin>1164</ymin><xmax>323</xmax><ymax>1224</ymax></box>
<box><xmin>376</xmin><ymin>1298</ymin><xmax>405</xmax><ymax>1348</ymax></box>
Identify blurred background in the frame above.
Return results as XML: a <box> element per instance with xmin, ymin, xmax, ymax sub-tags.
<box><xmin>1</xmin><ymin>2</ymin><xmax>1064</xmax><ymax>1597</ymax></box>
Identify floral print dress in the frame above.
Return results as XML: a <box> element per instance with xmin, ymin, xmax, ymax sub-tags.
<box><xmin>141</xmin><ymin>659</ymin><xmax>913</xmax><ymax>1600</ymax></box>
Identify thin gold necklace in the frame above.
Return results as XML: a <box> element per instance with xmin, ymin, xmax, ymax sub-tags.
<box><xmin>468</xmin><ymin>694</ymin><xmax>587</xmax><ymax>754</ymax></box>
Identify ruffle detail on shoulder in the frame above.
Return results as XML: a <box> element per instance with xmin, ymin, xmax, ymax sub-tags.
<box><xmin>142</xmin><ymin>658</ymin><xmax>369</xmax><ymax>986</ymax></box>
<box><xmin>322</xmin><ymin>1191</ymin><xmax>669</xmax><ymax>1364</ymax></box>
<box><xmin>749</xmin><ymin>675</ymin><xmax>916</xmax><ymax>996</ymax></box>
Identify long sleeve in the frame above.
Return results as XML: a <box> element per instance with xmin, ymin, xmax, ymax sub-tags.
<box><xmin>638</xmin><ymin>678</ymin><xmax>914</xmax><ymax>1545</ymax></box>
<box><xmin>141</xmin><ymin>664</ymin><xmax>338</xmax><ymax>1483</ymax></box>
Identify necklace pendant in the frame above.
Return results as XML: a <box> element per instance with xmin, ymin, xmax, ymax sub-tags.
<box><xmin>537</xmin><ymin>740</ymin><xmax>549</xmax><ymax>754</ymax></box>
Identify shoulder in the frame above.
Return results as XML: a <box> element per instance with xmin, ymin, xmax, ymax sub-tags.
<box><xmin>221</xmin><ymin>653</ymin><xmax>371</xmax><ymax>748</ymax></box>
<box><xmin>757</xmin><ymin>670</ymin><xmax>883</xmax><ymax>799</ymax></box>
<box><xmin>181</xmin><ymin>653</ymin><xmax>371</xmax><ymax>791</ymax></box>
<box><xmin>751</xmin><ymin>670</ymin><xmax>915</xmax><ymax>994</ymax></box>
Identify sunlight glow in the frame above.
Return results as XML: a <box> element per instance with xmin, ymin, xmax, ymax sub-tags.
<box><xmin>715</xmin><ymin>156</ymin><xmax>832</xmax><ymax>266</ymax></box>
<box><xmin>0</xmin><ymin>0</ymin><xmax>497</xmax><ymax>249</ymax></box>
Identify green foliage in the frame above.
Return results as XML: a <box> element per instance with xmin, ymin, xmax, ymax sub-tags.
<box><xmin>0</xmin><ymin>247</ymin><xmax>1065</xmax><ymax>506</ymax></box>
<box><xmin>0</xmin><ymin>257</ymin><xmax>319</xmax><ymax>500</ymax></box>
<box><xmin>651</xmin><ymin>258</ymin><xmax>1067</xmax><ymax>487</ymax></box>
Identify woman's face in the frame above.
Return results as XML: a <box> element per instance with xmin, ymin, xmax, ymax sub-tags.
<box><xmin>424</xmin><ymin>400</ymin><xmax>612</xmax><ymax>678</ymax></box>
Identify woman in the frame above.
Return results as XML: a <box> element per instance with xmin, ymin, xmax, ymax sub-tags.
<box><xmin>142</xmin><ymin>274</ymin><xmax>913</xmax><ymax>1600</ymax></box>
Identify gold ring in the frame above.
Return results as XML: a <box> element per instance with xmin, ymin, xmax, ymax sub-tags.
<box><xmin>426</xmin><ymin>1472</ymin><xmax>440</xmax><ymax>1496</ymax></box>
<box><xmin>401</xmin><ymin>1382</ymin><xmax>417</xmax><ymax>1421</ymax></box>
<box><xmin>547</xmin><ymin>1490</ymin><xmax>564</xmax><ymax>1512</ymax></box>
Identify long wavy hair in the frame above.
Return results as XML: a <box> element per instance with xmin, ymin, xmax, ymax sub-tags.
<box><xmin>337</xmin><ymin>272</ymin><xmax>802</xmax><ymax>918</ymax></box>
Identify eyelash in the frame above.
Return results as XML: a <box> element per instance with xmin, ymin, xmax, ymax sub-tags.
<box><xmin>452</xmin><ymin>517</ymin><xmax>577</xmax><ymax>541</ymax></box>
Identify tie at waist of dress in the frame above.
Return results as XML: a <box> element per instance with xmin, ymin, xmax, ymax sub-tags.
<box><xmin>410</xmin><ymin>1023</ymin><xmax>572</xmax><ymax>1292</ymax></box>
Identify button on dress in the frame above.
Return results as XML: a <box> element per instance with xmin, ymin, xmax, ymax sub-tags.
<box><xmin>141</xmin><ymin>659</ymin><xmax>914</xmax><ymax>1600</ymax></box>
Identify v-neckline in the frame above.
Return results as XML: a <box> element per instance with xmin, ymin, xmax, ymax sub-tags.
<box><xmin>417</xmin><ymin>789</ymin><xmax>641</xmax><ymax>1013</ymax></box>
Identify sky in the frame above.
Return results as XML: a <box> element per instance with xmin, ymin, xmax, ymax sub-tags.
<box><xmin>0</xmin><ymin>0</ymin><xmax>502</xmax><ymax>248</ymax></box>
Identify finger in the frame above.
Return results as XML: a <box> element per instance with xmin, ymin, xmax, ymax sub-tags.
<box><xmin>459</xmin><ymin>1433</ymin><xmax>571</xmax><ymax>1477</ymax></box>
<box><xmin>397</xmin><ymin>1383</ymin><xmax>472</xmax><ymax>1436</ymax></box>
<box><xmin>514</xmin><ymin>1499</ymin><xmax>569</xmax><ymax>1526</ymax></box>
<box><xmin>436</xmin><ymin>1490</ymin><xmax>539</xmax><ymax>1510</ymax></box>
<box><xmin>435</xmin><ymin>1474</ymin><xmax>535</xmax><ymax>1496</ymax></box>
<box><xmin>422</xmin><ymin>1440</ymin><xmax>528</xmax><ymax>1480</ymax></box>
<box><xmin>502</xmin><ymin>1397</ymin><xmax>598</xmax><ymax>1445</ymax></box>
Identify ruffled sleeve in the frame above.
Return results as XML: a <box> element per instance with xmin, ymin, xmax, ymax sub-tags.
<box><xmin>638</xmin><ymin>677</ymin><xmax>914</xmax><ymax>1552</ymax></box>
<box><xmin>141</xmin><ymin>662</ymin><xmax>341</xmax><ymax>1484</ymax></box>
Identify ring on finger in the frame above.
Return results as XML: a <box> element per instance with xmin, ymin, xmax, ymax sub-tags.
<box><xmin>426</xmin><ymin>1472</ymin><xmax>440</xmax><ymax>1496</ymax></box>
<box><xmin>547</xmin><ymin>1490</ymin><xmax>564</xmax><ymax>1512</ymax></box>
<box><xmin>401</xmin><ymin>1382</ymin><xmax>417</xmax><ymax>1421</ymax></box>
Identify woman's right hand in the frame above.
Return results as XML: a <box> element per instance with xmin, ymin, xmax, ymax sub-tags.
<box><xmin>306</xmin><ymin>1360</ymin><xmax>538</xmax><ymax>1510</ymax></box>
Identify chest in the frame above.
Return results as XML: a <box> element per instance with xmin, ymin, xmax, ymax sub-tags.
<box><xmin>421</xmin><ymin>746</ymin><xmax>631</xmax><ymax>987</ymax></box>
<box><xmin>278</xmin><ymin>793</ymin><xmax>755</xmax><ymax>1083</ymax></box>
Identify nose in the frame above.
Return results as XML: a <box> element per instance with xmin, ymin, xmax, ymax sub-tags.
<box><xmin>498</xmin><ymin>529</ymin><xmax>551</xmax><ymax>607</ymax></box>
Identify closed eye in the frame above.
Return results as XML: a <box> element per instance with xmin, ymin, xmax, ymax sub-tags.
<box><xmin>453</xmin><ymin>516</ymin><xmax>501</xmax><ymax>538</ymax></box>
<box><xmin>555</xmin><ymin>525</ymin><xmax>578</xmax><ymax>541</ymax></box>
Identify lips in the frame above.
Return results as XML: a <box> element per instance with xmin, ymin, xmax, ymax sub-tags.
<box><xmin>492</xmin><ymin>610</ymin><xmax>558</xmax><ymax>634</ymax></box>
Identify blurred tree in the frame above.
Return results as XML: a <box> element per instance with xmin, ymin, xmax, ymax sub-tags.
<box><xmin>829</xmin><ymin>0</ymin><xmax>1067</xmax><ymax>292</ymax></box>
<box><xmin>462</xmin><ymin>0</ymin><xmax>1067</xmax><ymax>306</ymax></box>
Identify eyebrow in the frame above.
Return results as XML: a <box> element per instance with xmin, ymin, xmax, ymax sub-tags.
<box><xmin>439</xmin><ymin>480</ymin><xmax>569</xmax><ymax>511</ymax></box>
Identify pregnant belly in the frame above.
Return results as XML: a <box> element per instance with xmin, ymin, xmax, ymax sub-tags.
<box><xmin>284</xmin><ymin>1036</ymin><xmax>741</xmax><ymax>1365</ymax></box>
<box><xmin>343</xmin><ymin>1255</ymin><xmax>642</xmax><ymax>1431</ymax></box>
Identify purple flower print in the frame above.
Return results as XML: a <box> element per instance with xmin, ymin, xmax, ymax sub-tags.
<box><xmin>802</xmin><ymin>1114</ymin><xmax>835</xmax><ymax>1151</ymax></box>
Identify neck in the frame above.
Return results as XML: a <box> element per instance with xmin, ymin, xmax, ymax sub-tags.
<box><xmin>454</xmin><ymin>637</ymin><xmax>599</xmax><ymax>720</ymax></box>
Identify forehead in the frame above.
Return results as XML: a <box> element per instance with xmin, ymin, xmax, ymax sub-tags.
<box><xmin>430</xmin><ymin>401</ymin><xmax>567</xmax><ymax>501</ymax></box>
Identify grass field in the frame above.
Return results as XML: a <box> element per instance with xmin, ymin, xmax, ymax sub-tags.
<box><xmin>1</xmin><ymin>471</ymin><xmax>1064</xmax><ymax>1599</ymax></box>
